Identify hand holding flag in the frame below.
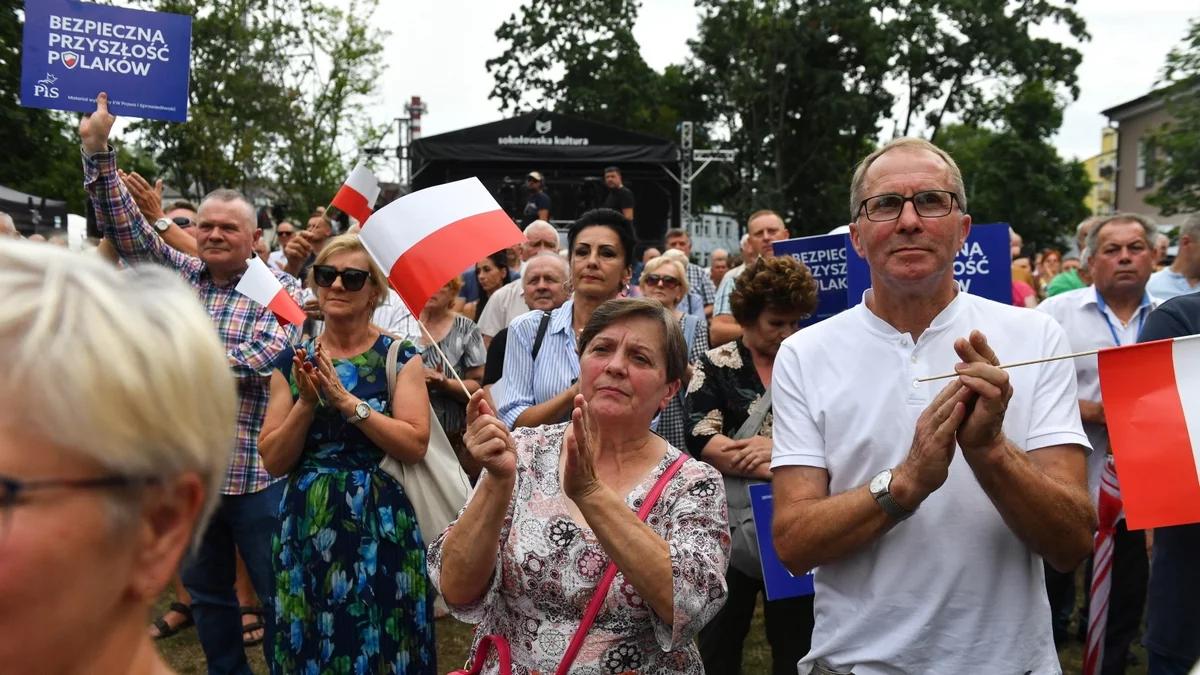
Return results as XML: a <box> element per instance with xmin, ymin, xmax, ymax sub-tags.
<box><xmin>235</xmin><ymin>256</ymin><xmax>306</xmax><ymax>326</ymax></box>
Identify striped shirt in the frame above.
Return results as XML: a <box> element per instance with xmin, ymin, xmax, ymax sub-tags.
<box><xmin>84</xmin><ymin>148</ymin><xmax>297</xmax><ymax>495</ymax></box>
<box><xmin>496</xmin><ymin>299</ymin><xmax>579</xmax><ymax>427</ymax></box>
<box><xmin>686</xmin><ymin>261</ymin><xmax>717</xmax><ymax>306</ymax></box>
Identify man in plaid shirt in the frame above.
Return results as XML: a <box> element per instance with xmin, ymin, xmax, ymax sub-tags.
<box><xmin>81</xmin><ymin>93</ymin><xmax>296</xmax><ymax>673</ymax></box>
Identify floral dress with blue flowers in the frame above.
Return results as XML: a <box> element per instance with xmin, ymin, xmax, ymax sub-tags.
<box><xmin>271</xmin><ymin>334</ymin><xmax>435</xmax><ymax>675</ymax></box>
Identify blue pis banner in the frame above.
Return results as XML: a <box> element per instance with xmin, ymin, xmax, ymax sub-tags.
<box><xmin>845</xmin><ymin>222</ymin><xmax>1013</xmax><ymax>305</ymax></box>
<box><xmin>748</xmin><ymin>483</ymin><xmax>815</xmax><ymax>601</ymax></box>
<box><xmin>772</xmin><ymin>233</ymin><xmax>850</xmax><ymax>327</ymax></box>
<box><xmin>20</xmin><ymin>0</ymin><xmax>192</xmax><ymax>122</ymax></box>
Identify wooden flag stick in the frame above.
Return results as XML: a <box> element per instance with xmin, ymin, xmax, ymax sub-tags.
<box><xmin>914</xmin><ymin>348</ymin><xmax>1103</xmax><ymax>384</ymax></box>
<box><xmin>417</xmin><ymin>319</ymin><xmax>473</xmax><ymax>399</ymax></box>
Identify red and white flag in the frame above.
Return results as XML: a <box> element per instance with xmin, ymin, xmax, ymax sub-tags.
<box><xmin>331</xmin><ymin>163</ymin><xmax>381</xmax><ymax>225</ymax></box>
<box><xmin>358</xmin><ymin>177</ymin><xmax>524</xmax><ymax>313</ymax></box>
<box><xmin>1098</xmin><ymin>333</ymin><xmax>1200</xmax><ymax>528</ymax></box>
<box><xmin>1082</xmin><ymin>458</ymin><xmax>1123</xmax><ymax>675</ymax></box>
<box><xmin>235</xmin><ymin>257</ymin><xmax>306</xmax><ymax>326</ymax></box>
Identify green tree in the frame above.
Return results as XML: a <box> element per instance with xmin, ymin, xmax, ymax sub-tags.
<box><xmin>1146</xmin><ymin>17</ymin><xmax>1200</xmax><ymax>217</ymax></box>
<box><xmin>691</xmin><ymin>0</ymin><xmax>894</xmax><ymax>233</ymax></box>
<box><xmin>888</xmin><ymin>0</ymin><xmax>1089</xmax><ymax>140</ymax></box>
<box><xmin>0</xmin><ymin>0</ymin><xmax>85</xmax><ymax>213</ymax></box>
<box><xmin>937</xmin><ymin>82</ymin><xmax>1090</xmax><ymax>246</ymax></box>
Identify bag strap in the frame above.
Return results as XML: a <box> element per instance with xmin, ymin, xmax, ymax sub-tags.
<box><xmin>732</xmin><ymin>388</ymin><xmax>772</xmax><ymax>440</ymax></box>
<box><xmin>530</xmin><ymin>311</ymin><xmax>552</xmax><ymax>362</ymax></box>
<box><xmin>555</xmin><ymin>453</ymin><xmax>690</xmax><ymax>675</ymax></box>
<box><xmin>385</xmin><ymin>335</ymin><xmax>403</xmax><ymax>406</ymax></box>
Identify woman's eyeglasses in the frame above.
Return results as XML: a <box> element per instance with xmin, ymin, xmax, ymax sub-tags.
<box><xmin>0</xmin><ymin>473</ymin><xmax>156</xmax><ymax>539</ymax></box>
<box><xmin>312</xmin><ymin>265</ymin><xmax>371</xmax><ymax>291</ymax></box>
<box><xmin>643</xmin><ymin>274</ymin><xmax>681</xmax><ymax>289</ymax></box>
<box><xmin>171</xmin><ymin>216</ymin><xmax>194</xmax><ymax>229</ymax></box>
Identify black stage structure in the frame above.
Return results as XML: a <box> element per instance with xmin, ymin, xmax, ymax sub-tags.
<box><xmin>411</xmin><ymin>111</ymin><xmax>680</xmax><ymax>246</ymax></box>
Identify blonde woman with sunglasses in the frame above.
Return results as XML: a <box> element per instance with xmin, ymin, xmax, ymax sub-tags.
<box><xmin>259</xmin><ymin>233</ymin><xmax>437</xmax><ymax>674</ymax></box>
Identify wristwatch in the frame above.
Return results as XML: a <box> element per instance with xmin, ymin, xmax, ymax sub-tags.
<box><xmin>869</xmin><ymin>469</ymin><xmax>914</xmax><ymax>521</ymax></box>
<box><xmin>153</xmin><ymin>217</ymin><xmax>172</xmax><ymax>233</ymax></box>
<box><xmin>346</xmin><ymin>400</ymin><xmax>371</xmax><ymax>425</ymax></box>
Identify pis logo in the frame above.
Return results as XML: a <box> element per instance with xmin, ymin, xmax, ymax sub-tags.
<box><xmin>34</xmin><ymin>73</ymin><xmax>59</xmax><ymax>99</ymax></box>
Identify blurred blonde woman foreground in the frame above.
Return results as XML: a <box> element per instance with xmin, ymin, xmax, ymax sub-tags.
<box><xmin>0</xmin><ymin>240</ymin><xmax>236</xmax><ymax>674</ymax></box>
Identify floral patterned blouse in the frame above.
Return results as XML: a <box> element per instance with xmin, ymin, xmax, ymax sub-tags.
<box><xmin>684</xmin><ymin>339</ymin><xmax>772</xmax><ymax>457</ymax></box>
<box><xmin>427</xmin><ymin>423</ymin><xmax>730</xmax><ymax>674</ymax></box>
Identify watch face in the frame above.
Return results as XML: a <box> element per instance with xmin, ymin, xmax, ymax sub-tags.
<box><xmin>355</xmin><ymin>401</ymin><xmax>371</xmax><ymax>419</ymax></box>
<box><xmin>870</xmin><ymin>469</ymin><xmax>892</xmax><ymax>495</ymax></box>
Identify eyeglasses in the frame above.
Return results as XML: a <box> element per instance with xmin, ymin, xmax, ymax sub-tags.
<box><xmin>0</xmin><ymin>473</ymin><xmax>155</xmax><ymax>538</ymax></box>
<box><xmin>858</xmin><ymin>190</ymin><xmax>959</xmax><ymax>222</ymax></box>
<box><xmin>312</xmin><ymin>265</ymin><xmax>371</xmax><ymax>291</ymax></box>
<box><xmin>643</xmin><ymin>274</ymin><xmax>681</xmax><ymax>289</ymax></box>
<box><xmin>276</xmin><ymin>230</ymin><xmax>296</xmax><ymax>238</ymax></box>
<box><xmin>171</xmin><ymin>216</ymin><xmax>194</xmax><ymax>229</ymax></box>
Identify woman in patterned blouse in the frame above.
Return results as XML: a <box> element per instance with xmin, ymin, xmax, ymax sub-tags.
<box><xmin>685</xmin><ymin>256</ymin><xmax>818</xmax><ymax>675</ymax></box>
<box><xmin>430</xmin><ymin>298</ymin><xmax>730</xmax><ymax>674</ymax></box>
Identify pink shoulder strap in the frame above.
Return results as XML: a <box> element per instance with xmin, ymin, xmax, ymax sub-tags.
<box><xmin>555</xmin><ymin>453</ymin><xmax>690</xmax><ymax>675</ymax></box>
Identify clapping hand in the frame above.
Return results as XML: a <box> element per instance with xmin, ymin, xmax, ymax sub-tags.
<box><xmin>563</xmin><ymin>394</ymin><xmax>603</xmax><ymax>502</ymax></box>
<box><xmin>291</xmin><ymin>347</ymin><xmax>321</xmax><ymax>404</ymax></box>
<box><xmin>79</xmin><ymin>92</ymin><xmax>115</xmax><ymax>154</ymax></box>
<box><xmin>311</xmin><ymin>342</ymin><xmax>356</xmax><ymax>415</ymax></box>
<box><xmin>464</xmin><ymin>390</ymin><xmax>517</xmax><ymax>479</ymax></box>
<box><xmin>952</xmin><ymin>330</ymin><xmax>1012</xmax><ymax>454</ymax></box>
<box><xmin>118</xmin><ymin>170</ymin><xmax>165</xmax><ymax>223</ymax></box>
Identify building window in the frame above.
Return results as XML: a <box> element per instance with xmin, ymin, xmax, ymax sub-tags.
<box><xmin>1136</xmin><ymin>139</ymin><xmax>1156</xmax><ymax>190</ymax></box>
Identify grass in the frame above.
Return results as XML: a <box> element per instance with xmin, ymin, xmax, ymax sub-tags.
<box><xmin>156</xmin><ymin>592</ymin><xmax>1144</xmax><ymax>674</ymax></box>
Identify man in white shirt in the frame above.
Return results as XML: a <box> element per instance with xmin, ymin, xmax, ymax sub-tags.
<box><xmin>771</xmin><ymin>137</ymin><xmax>1095</xmax><ymax>675</ymax></box>
<box><xmin>710</xmin><ymin>210</ymin><xmax>790</xmax><ymax>346</ymax></box>
<box><xmin>477</xmin><ymin>221</ymin><xmax>562</xmax><ymax>345</ymax></box>
<box><xmin>267</xmin><ymin>220</ymin><xmax>297</xmax><ymax>271</ymax></box>
<box><xmin>1037</xmin><ymin>213</ymin><xmax>1157</xmax><ymax>675</ymax></box>
<box><xmin>1147</xmin><ymin>217</ymin><xmax>1200</xmax><ymax>300</ymax></box>
<box><xmin>477</xmin><ymin>252</ymin><xmax>569</xmax><ymax>347</ymax></box>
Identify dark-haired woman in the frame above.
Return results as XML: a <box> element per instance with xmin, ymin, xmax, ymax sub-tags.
<box><xmin>495</xmin><ymin>208</ymin><xmax>636</xmax><ymax>429</ymax></box>
<box><xmin>464</xmin><ymin>252</ymin><xmax>510</xmax><ymax>323</ymax></box>
<box><xmin>685</xmin><ymin>256</ymin><xmax>819</xmax><ymax>675</ymax></box>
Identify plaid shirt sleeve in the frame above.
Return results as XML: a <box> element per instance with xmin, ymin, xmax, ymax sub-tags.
<box><xmin>688</xmin><ymin>263</ymin><xmax>716</xmax><ymax>305</ymax></box>
<box><xmin>82</xmin><ymin>147</ymin><xmax>201</xmax><ymax>275</ymax></box>
<box><xmin>228</xmin><ymin>271</ymin><xmax>300</xmax><ymax>376</ymax></box>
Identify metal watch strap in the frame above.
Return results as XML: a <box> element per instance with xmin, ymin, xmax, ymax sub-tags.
<box><xmin>876</xmin><ymin>491</ymin><xmax>912</xmax><ymax>521</ymax></box>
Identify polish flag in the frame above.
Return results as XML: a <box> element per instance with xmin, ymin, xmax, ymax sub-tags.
<box><xmin>1098</xmin><ymin>334</ymin><xmax>1200</xmax><ymax>529</ymax></box>
<box><xmin>235</xmin><ymin>257</ymin><xmax>307</xmax><ymax>326</ymax></box>
<box><xmin>358</xmin><ymin>177</ymin><xmax>524</xmax><ymax>313</ymax></box>
<box><xmin>331</xmin><ymin>163</ymin><xmax>381</xmax><ymax>224</ymax></box>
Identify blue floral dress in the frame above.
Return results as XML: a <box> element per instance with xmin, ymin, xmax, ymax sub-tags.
<box><xmin>271</xmin><ymin>334</ymin><xmax>436</xmax><ymax>675</ymax></box>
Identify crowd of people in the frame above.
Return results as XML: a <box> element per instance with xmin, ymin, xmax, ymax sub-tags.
<box><xmin>1</xmin><ymin>92</ymin><xmax>1197</xmax><ymax>675</ymax></box>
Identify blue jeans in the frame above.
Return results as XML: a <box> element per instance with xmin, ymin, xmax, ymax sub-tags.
<box><xmin>181</xmin><ymin>480</ymin><xmax>285</xmax><ymax>675</ymax></box>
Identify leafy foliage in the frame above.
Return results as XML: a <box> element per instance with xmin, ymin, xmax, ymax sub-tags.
<box><xmin>1146</xmin><ymin>17</ymin><xmax>1200</xmax><ymax>217</ymax></box>
<box><xmin>487</xmin><ymin>0</ymin><xmax>1091</xmax><ymax>239</ymax></box>
<box><xmin>938</xmin><ymin>82</ymin><xmax>1091</xmax><ymax>246</ymax></box>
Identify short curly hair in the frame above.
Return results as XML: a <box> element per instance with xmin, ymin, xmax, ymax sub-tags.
<box><xmin>730</xmin><ymin>256</ymin><xmax>819</xmax><ymax>326</ymax></box>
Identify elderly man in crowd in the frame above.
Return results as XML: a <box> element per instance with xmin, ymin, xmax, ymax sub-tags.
<box><xmin>80</xmin><ymin>92</ymin><xmax>295</xmax><ymax>674</ymax></box>
<box><xmin>709</xmin><ymin>247</ymin><xmax>730</xmax><ymax>288</ymax></box>
<box><xmin>770</xmin><ymin>137</ymin><xmax>1095</xmax><ymax>675</ymax></box>
<box><xmin>267</xmin><ymin>220</ymin><xmax>297</xmax><ymax>271</ymax></box>
<box><xmin>476</xmin><ymin>221</ymin><xmax>560</xmax><ymax>344</ymax></box>
<box><xmin>1148</xmin><ymin>217</ymin><xmax>1200</xmax><ymax>300</ymax></box>
<box><xmin>1038</xmin><ymin>213</ymin><xmax>1158</xmax><ymax>675</ymax></box>
<box><xmin>480</xmin><ymin>251</ymin><xmax>571</xmax><ymax>387</ymax></box>
<box><xmin>665</xmin><ymin>227</ymin><xmax>718</xmax><ymax>318</ymax></box>
<box><xmin>710</xmin><ymin>210</ymin><xmax>791</xmax><ymax>345</ymax></box>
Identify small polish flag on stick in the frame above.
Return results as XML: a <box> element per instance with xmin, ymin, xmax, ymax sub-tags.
<box><xmin>358</xmin><ymin>177</ymin><xmax>524</xmax><ymax>315</ymax></box>
<box><xmin>1099</xmin><ymin>334</ymin><xmax>1200</xmax><ymax>529</ymax></box>
<box><xmin>330</xmin><ymin>163</ymin><xmax>381</xmax><ymax>225</ymax></box>
<box><xmin>235</xmin><ymin>257</ymin><xmax>307</xmax><ymax>326</ymax></box>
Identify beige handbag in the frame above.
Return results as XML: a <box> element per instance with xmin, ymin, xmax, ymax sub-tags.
<box><xmin>378</xmin><ymin>337</ymin><xmax>471</xmax><ymax>546</ymax></box>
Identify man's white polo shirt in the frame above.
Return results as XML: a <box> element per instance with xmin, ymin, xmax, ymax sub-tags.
<box><xmin>476</xmin><ymin>278</ymin><xmax>532</xmax><ymax>338</ymax></box>
<box><xmin>1037</xmin><ymin>286</ymin><xmax>1157</xmax><ymax>501</ymax></box>
<box><xmin>772</xmin><ymin>291</ymin><xmax>1089</xmax><ymax>675</ymax></box>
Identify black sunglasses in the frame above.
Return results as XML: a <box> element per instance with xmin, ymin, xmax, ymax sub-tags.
<box><xmin>312</xmin><ymin>265</ymin><xmax>371</xmax><ymax>291</ymax></box>
<box><xmin>644</xmin><ymin>274</ymin><xmax>681</xmax><ymax>289</ymax></box>
<box><xmin>171</xmin><ymin>216</ymin><xmax>194</xmax><ymax>228</ymax></box>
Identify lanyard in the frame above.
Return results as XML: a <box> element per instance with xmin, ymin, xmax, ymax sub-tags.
<box><xmin>1094</xmin><ymin>289</ymin><xmax>1147</xmax><ymax>347</ymax></box>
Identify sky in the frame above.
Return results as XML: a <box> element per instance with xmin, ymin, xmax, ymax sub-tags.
<box><xmin>360</xmin><ymin>0</ymin><xmax>1197</xmax><ymax>182</ymax></box>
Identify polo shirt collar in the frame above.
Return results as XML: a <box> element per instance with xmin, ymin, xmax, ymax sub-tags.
<box><xmin>856</xmin><ymin>288</ymin><xmax>966</xmax><ymax>340</ymax></box>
